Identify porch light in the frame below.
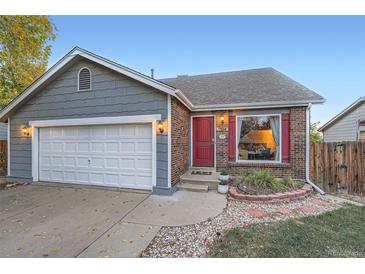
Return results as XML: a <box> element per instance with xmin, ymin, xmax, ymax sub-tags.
<box><xmin>158</xmin><ymin>120</ymin><xmax>164</xmax><ymax>134</ymax></box>
<box><xmin>22</xmin><ymin>126</ymin><xmax>30</xmax><ymax>136</ymax></box>
<box><xmin>220</xmin><ymin>115</ymin><xmax>224</xmax><ymax>125</ymax></box>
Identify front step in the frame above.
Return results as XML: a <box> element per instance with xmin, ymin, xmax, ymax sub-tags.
<box><xmin>177</xmin><ymin>182</ymin><xmax>209</xmax><ymax>192</ymax></box>
<box><xmin>179</xmin><ymin>169</ymin><xmax>220</xmax><ymax>191</ymax></box>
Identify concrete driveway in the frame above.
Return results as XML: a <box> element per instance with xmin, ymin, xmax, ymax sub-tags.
<box><xmin>0</xmin><ymin>183</ymin><xmax>226</xmax><ymax>258</ymax></box>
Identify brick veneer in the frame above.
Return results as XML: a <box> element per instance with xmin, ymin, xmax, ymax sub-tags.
<box><xmin>171</xmin><ymin>97</ymin><xmax>190</xmax><ymax>186</ymax></box>
<box><xmin>217</xmin><ymin>107</ymin><xmax>307</xmax><ymax>180</ymax></box>
<box><xmin>216</xmin><ymin>111</ymin><xmax>229</xmax><ymax>169</ymax></box>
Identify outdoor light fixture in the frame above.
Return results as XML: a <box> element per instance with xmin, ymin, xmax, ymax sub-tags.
<box><xmin>158</xmin><ymin>121</ymin><xmax>164</xmax><ymax>134</ymax></box>
<box><xmin>22</xmin><ymin>126</ymin><xmax>30</xmax><ymax>136</ymax></box>
<box><xmin>220</xmin><ymin>115</ymin><xmax>224</xmax><ymax>125</ymax></box>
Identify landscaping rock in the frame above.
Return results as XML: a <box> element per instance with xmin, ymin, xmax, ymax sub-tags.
<box><xmin>142</xmin><ymin>194</ymin><xmax>345</xmax><ymax>258</ymax></box>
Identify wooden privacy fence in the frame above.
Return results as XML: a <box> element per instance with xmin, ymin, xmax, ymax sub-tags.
<box><xmin>0</xmin><ymin>140</ymin><xmax>7</xmax><ymax>176</ymax></box>
<box><xmin>310</xmin><ymin>142</ymin><xmax>365</xmax><ymax>196</ymax></box>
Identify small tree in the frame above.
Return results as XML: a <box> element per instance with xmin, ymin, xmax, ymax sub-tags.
<box><xmin>310</xmin><ymin>121</ymin><xmax>323</xmax><ymax>143</ymax></box>
<box><xmin>0</xmin><ymin>16</ymin><xmax>56</xmax><ymax>108</ymax></box>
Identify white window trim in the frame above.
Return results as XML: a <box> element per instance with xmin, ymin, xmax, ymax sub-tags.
<box><xmin>190</xmin><ymin>114</ymin><xmax>216</xmax><ymax>168</ymax></box>
<box><xmin>236</xmin><ymin>113</ymin><xmax>282</xmax><ymax>164</ymax></box>
<box><xmin>77</xmin><ymin>67</ymin><xmax>92</xmax><ymax>91</ymax></box>
<box><xmin>30</xmin><ymin>114</ymin><xmax>161</xmax><ymax>189</ymax></box>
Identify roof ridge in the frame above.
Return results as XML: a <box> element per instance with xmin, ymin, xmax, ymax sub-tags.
<box><xmin>159</xmin><ymin>67</ymin><xmax>274</xmax><ymax>80</ymax></box>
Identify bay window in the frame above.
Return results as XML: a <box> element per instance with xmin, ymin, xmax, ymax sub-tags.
<box><xmin>236</xmin><ymin>114</ymin><xmax>281</xmax><ymax>162</ymax></box>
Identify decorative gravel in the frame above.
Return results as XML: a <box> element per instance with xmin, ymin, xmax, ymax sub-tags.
<box><xmin>142</xmin><ymin>194</ymin><xmax>345</xmax><ymax>258</ymax></box>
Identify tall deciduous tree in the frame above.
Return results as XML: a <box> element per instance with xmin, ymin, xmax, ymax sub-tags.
<box><xmin>0</xmin><ymin>16</ymin><xmax>56</xmax><ymax>108</ymax></box>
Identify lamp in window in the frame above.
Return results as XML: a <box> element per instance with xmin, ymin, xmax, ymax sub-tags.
<box><xmin>22</xmin><ymin>126</ymin><xmax>30</xmax><ymax>136</ymax></box>
<box><xmin>158</xmin><ymin>120</ymin><xmax>164</xmax><ymax>134</ymax></box>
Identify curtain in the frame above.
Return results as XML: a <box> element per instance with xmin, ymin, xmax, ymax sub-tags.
<box><xmin>237</xmin><ymin>117</ymin><xmax>243</xmax><ymax>147</ymax></box>
<box><xmin>269</xmin><ymin>116</ymin><xmax>280</xmax><ymax>161</ymax></box>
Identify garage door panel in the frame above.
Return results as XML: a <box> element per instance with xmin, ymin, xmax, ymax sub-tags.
<box><xmin>120</xmin><ymin>142</ymin><xmax>135</xmax><ymax>152</ymax></box>
<box><xmin>105</xmin><ymin>142</ymin><xmax>119</xmax><ymax>152</ymax></box>
<box><xmin>77</xmin><ymin>128</ymin><xmax>90</xmax><ymax>138</ymax></box>
<box><xmin>77</xmin><ymin>143</ymin><xmax>89</xmax><ymax>152</ymax></box>
<box><xmin>39</xmin><ymin>123</ymin><xmax>153</xmax><ymax>190</ymax></box>
<box><xmin>65</xmin><ymin>142</ymin><xmax>77</xmax><ymax>152</ymax></box>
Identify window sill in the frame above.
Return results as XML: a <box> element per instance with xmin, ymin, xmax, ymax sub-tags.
<box><xmin>228</xmin><ymin>161</ymin><xmax>290</xmax><ymax>168</ymax></box>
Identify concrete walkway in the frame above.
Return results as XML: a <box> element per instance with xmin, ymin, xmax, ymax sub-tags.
<box><xmin>124</xmin><ymin>191</ymin><xmax>226</xmax><ymax>226</ymax></box>
<box><xmin>0</xmin><ymin>184</ymin><xmax>226</xmax><ymax>258</ymax></box>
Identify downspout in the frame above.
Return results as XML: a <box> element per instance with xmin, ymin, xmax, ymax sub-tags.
<box><xmin>306</xmin><ymin>103</ymin><xmax>325</xmax><ymax>195</ymax></box>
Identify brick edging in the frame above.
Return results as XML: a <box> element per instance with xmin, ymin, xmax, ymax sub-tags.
<box><xmin>229</xmin><ymin>184</ymin><xmax>313</xmax><ymax>203</ymax></box>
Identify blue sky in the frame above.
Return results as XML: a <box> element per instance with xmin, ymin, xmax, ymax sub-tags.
<box><xmin>49</xmin><ymin>16</ymin><xmax>365</xmax><ymax>125</ymax></box>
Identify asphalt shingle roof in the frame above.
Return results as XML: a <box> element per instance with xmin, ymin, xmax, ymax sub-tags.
<box><xmin>160</xmin><ymin>67</ymin><xmax>324</xmax><ymax>106</ymax></box>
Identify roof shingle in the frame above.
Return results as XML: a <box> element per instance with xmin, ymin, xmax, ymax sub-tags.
<box><xmin>160</xmin><ymin>67</ymin><xmax>324</xmax><ymax>106</ymax></box>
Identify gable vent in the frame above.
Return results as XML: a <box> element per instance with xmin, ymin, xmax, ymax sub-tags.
<box><xmin>78</xmin><ymin>67</ymin><xmax>92</xmax><ymax>91</ymax></box>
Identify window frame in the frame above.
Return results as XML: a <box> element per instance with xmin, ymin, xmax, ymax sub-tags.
<box><xmin>77</xmin><ymin>67</ymin><xmax>92</xmax><ymax>91</ymax></box>
<box><xmin>235</xmin><ymin>113</ymin><xmax>282</xmax><ymax>164</ymax></box>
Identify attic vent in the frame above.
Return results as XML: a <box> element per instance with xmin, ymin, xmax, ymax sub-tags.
<box><xmin>78</xmin><ymin>67</ymin><xmax>92</xmax><ymax>91</ymax></box>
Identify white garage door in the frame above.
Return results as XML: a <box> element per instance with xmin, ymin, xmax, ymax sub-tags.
<box><xmin>39</xmin><ymin>123</ymin><xmax>153</xmax><ymax>190</ymax></box>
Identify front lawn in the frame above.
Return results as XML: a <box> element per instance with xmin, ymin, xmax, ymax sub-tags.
<box><xmin>208</xmin><ymin>204</ymin><xmax>365</xmax><ymax>257</ymax></box>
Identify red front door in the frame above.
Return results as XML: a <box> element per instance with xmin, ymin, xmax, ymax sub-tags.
<box><xmin>192</xmin><ymin>116</ymin><xmax>215</xmax><ymax>167</ymax></box>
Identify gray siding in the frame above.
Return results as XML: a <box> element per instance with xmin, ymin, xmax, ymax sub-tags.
<box><xmin>0</xmin><ymin>123</ymin><xmax>7</xmax><ymax>140</ymax></box>
<box><xmin>323</xmin><ymin>102</ymin><xmax>365</xmax><ymax>142</ymax></box>
<box><xmin>9</xmin><ymin>59</ymin><xmax>169</xmax><ymax>187</ymax></box>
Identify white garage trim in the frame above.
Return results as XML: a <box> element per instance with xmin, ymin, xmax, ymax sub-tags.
<box><xmin>29</xmin><ymin>114</ymin><xmax>161</xmax><ymax>128</ymax></box>
<box><xmin>167</xmin><ymin>95</ymin><xmax>172</xmax><ymax>188</ymax></box>
<box><xmin>7</xmin><ymin>117</ymin><xmax>10</xmax><ymax>176</ymax></box>
<box><xmin>30</xmin><ymin>114</ymin><xmax>160</xmax><ymax>189</ymax></box>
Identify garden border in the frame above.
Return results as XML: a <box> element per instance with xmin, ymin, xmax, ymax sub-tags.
<box><xmin>229</xmin><ymin>183</ymin><xmax>313</xmax><ymax>203</ymax></box>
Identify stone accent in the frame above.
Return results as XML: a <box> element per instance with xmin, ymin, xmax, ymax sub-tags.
<box><xmin>225</xmin><ymin>107</ymin><xmax>307</xmax><ymax>180</ymax></box>
<box><xmin>229</xmin><ymin>184</ymin><xmax>313</xmax><ymax>203</ymax></box>
<box><xmin>171</xmin><ymin>97</ymin><xmax>190</xmax><ymax>186</ymax></box>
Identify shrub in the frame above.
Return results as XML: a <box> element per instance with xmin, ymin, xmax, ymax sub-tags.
<box><xmin>243</xmin><ymin>171</ymin><xmax>283</xmax><ymax>192</ymax></box>
<box><xmin>220</xmin><ymin>170</ymin><xmax>229</xmax><ymax>176</ymax></box>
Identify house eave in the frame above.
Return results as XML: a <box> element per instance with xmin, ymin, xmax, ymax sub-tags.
<box><xmin>190</xmin><ymin>99</ymin><xmax>325</xmax><ymax>112</ymax></box>
<box><xmin>319</xmin><ymin>97</ymin><xmax>365</xmax><ymax>132</ymax></box>
<box><xmin>0</xmin><ymin>47</ymin><xmax>179</xmax><ymax>122</ymax></box>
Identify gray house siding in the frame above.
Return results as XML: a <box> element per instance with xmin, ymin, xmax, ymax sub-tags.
<box><xmin>9</xmin><ymin>59</ymin><xmax>169</xmax><ymax>189</ymax></box>
<box><xmin>0</xmin><ymin>123</ymin><xmax>7</xmax><ymax>140</ymax></box>
<box><xmin>323</xmin><ymin>102</ymin><xmax>365</xmax><ymax>142</ymax></box>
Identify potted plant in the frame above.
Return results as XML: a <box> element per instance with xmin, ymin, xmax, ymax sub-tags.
<box><xmin>218</xmin><ymin>180</ymin><xmax>229</xmax><ymax>194</ymax></box>
<box><xmin>218</xmin><ymin>170</ymin><xmax>230</xmax><ymax>181</ymax></box>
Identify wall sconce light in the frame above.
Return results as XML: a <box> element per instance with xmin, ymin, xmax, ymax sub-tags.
<box><xmin>22</xmin><ymin>126</ymin><xmax>30</xmax><ymax>136</ymax></box>
<box><xmin>220</xmin><ymin>115</ymin><xmax>225</xmax><ymax>125</ymax></box>
<box><xmin>158</xmin><ymin>120</ymin><xmax>164</xmax><ymax>134</ymax></box>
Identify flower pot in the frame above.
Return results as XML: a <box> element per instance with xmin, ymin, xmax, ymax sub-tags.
<box><xmin>219</xmin><ymin>174</ymin><xmax>230</xmax><ymax>181</ymax></box>
<box><xmin>218</xmin><ymin>184</ymin><xmax>229</xmax><ymax>194</ymax></box>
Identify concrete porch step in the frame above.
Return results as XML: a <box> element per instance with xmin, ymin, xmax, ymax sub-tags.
<box><xmin>179</xmin><ymin>169</ymin><xmax>220</xmax><ymax>190</ymax></box>
<box><xmin>177</xmin><ymin>182</ymin><xmax>209</xmax><ymax>192</ymax></box>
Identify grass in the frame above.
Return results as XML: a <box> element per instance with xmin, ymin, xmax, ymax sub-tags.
<box><xmin>208</xmin><ymin>204</ymin><xmax>365</xmax><ymax>257</ymax></box>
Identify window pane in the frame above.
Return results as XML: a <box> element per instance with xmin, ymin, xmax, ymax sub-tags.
<box><xmin>237</xmin><ymin>115</ymin><xmax>280</xmax><ymax>161</ymax></box>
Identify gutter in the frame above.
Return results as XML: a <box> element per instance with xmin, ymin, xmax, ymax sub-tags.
<box><xmin>306</xmin><ymin>103</ymin><xmax>325</xmax><ymax>195</ymax></box>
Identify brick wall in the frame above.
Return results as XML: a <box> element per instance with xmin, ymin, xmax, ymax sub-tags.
<box><xmin>217</xmin><ymin>107</ymin><xmax>307</xmax><ymax>179</ymax></box>
<box><xmin>171</xmin><ymin>97</ymin><xmax>190</xmax><ymax>186</ymax></box>
<box><xmin>216</xmin><ymin>111</ymin><xmax>229</xmax><ymax>169</ymax></box>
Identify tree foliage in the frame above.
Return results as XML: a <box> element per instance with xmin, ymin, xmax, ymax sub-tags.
<box><xmin>310</xmin><ymin>121</ymin><xmax>323</xmax><ymax>143</ymax></box>
<box><xmin>0</xmin><ymin>16</ymin><xmax>56</xmax><ymax>108</ymax></box>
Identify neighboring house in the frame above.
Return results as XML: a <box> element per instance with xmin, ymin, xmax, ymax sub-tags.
<box><xmin>0</xmin><ymin>47</ymin><xmax>325</xmax><ymax>194</ymax></box>
<box><xmin>319</xmin><ymin>97</ymin><xmax>365</xmax><ymax>142</ymax></box>
<box><xmin>0</xmin><ymin>122</ymin><xmax>7</xmax><ymax>140</ymax></box>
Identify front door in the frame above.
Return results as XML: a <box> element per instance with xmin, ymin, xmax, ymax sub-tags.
<box><xmin>192</xmin><ymin>116</ymin><xmax>214</xmax><ymax>167</ymax></box>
